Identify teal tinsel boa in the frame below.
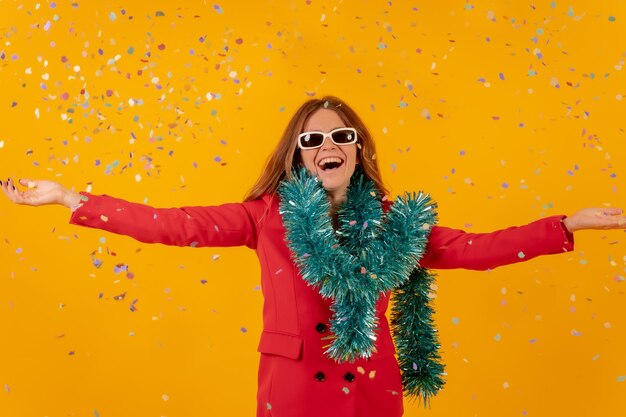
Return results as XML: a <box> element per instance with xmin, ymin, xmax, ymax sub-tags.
<box><xmin>278</xmin><ymin>167</ymin><xmax>445</xmax><ymax>403</ymax></box>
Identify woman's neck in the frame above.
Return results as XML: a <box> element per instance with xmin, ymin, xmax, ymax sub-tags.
<box><xmin>327</xmin><ymin>188</ymin><xmax>347</xmax><ymax>208</ymax></box>
<box><xmin>328</xmin><ymin>190</ymin><xmax>346</xmax><ymax>229</ymax></box>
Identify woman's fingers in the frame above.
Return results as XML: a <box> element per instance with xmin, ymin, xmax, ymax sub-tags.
<box><xmin>18</xmin><ymin>178</ymin><xmax>36</xmax><ymax>188</ymax></box>
<box><xmin>1</xmin><ymin>177</ymin><xmax>22</xmax><ymax>204</ymax></box>
<box><xmin>602</xmin><ymin>207</ymin><xmax>623</xmax><ymax>216</ymax></box>
<box><xmin>0</xmin><ymin>179</ymin><xmax>9</xmax><ymax>201</ymax></box>
<box><xmin>2</xmin><ymin>177</ymin><xmax>42</xmax><ymax>205</ymax></box>
<box><xmin>583</xmin><ymin>207</ymin><xmax>626</xmax><ymax>229</ymax></box>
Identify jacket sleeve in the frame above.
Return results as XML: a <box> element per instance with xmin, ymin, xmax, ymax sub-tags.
<box><xmin>69</xmin><ymin>192</ymin><xmax>269</xmax><ymax>249</ymax></box>
<box><xmin>418</xmin><ymin>215</ymin><xmax>575</xmax><ymax>270</ymax></box>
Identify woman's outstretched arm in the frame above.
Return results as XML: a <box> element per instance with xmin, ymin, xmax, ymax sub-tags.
<box><xmin>1</xmin><ymin>177</ymin><xmax>269</xmax><ymax>249</ymax></box>
<box><xmin>419</xmin><ymin>208</ymin><xmax>625</xmax><ymax>271</ymax></box>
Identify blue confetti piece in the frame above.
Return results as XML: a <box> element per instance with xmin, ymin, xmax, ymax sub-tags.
<box><xmin>617</xmin><ymin>376</ymin><xmax>626</xmax><ymax>382</ymax></box>
<box><xmin>214</xmin><ymin>4</ymin><xmax>224</xmax><ymax>14</ymax></box>
<box><xmin>109</xmin><ymin>11</ymin><xmax>116</xmax><ymax>21</ymax></box>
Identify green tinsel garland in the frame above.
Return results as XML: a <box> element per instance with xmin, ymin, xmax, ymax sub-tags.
<box><xmin>278</xmin><ymin>167</ymin><xmax>445</xmax><ymax>402</ymax></box>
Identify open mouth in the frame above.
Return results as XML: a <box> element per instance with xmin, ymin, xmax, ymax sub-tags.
<box><xmin>317</xmin><ymin>157</ymin><xmax>345</xmax><ymax>171</ymax></box>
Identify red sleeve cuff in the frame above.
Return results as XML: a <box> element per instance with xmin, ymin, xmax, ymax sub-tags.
<box><xmin>558</xmin><ymin>215</ymin><xmax>575</xmax><ymax>250</ymax></box>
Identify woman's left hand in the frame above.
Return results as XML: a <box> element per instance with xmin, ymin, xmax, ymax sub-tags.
<box><xmin>563</xmin><ymin>207</ymin><xmax>626</xmax><ymax>233</ymax></box>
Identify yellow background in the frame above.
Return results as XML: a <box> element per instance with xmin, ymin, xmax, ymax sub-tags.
<box><xmin>1</xmin><ymin>0</ymin><xmax>625</xmax><ymax>416</ymax></box>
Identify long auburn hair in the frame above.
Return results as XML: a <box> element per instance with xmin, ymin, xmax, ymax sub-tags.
<box><xmin>244</xmin><ymin>96</ymin><xmax>389</xmax><ymax>201</ymax></box>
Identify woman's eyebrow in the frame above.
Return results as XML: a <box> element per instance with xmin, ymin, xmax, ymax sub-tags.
<box><xmin>302</xmin><ymin>126</ymin><xmax>347</xmax><ymax>132</ymax></box>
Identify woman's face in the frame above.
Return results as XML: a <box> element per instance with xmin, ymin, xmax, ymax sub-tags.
<box><xmin>299</xmin><ymin>108</ymin><xmax>359</xmax><ymax>202</ymax></box>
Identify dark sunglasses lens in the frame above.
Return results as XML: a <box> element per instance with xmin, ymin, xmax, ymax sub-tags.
<box><xmin>332</xmin><ymin>130</ymin><xmax>355</xmax><ymax>144</ymax></box>
<box><xmin>300</xmin><ymin>133</ymin><xmax>325</xmax><ymax>148</ymax></box>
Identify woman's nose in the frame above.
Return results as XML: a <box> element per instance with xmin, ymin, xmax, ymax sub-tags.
<box><xmin>320</xmin><ymin>135</ymin><xmax>336</xmax><ymax>149</ymax></box>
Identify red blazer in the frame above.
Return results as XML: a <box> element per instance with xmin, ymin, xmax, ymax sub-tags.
<box><xmin>70</xmin><ymin>192</ymin><xmax>574</xmax><ymax>417</ymax></box>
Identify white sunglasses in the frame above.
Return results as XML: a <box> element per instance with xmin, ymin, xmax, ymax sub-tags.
<box><xmin>297</xmin><ymin>127</ymin><xmax>358</xmax><ymax>150</ymax></box>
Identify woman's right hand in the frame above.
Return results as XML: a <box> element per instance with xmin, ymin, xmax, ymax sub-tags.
<box><xmin>0</xmin><ymin>177</ymin><xmax>82</xmax><ymax>208</ymax></box>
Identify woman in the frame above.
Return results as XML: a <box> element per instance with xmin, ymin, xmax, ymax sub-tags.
<box><xmin>2</xmin><ymin>96</ymin><xmax>625</xmax><ymax>417</ymax></box>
